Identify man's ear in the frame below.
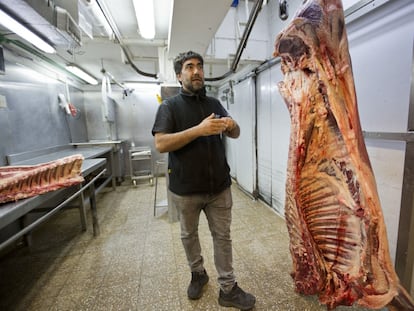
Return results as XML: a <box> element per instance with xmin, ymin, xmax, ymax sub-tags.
<box><xmin>176</xmin><ymin>73</ymin><xmax>182</xmax><ymax>85</ymax></box>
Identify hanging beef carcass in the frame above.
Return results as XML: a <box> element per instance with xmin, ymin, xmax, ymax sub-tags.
<box><xmin>273</xmin><ymin>0</ymin><xmax>414</xmax><ymax>309</ymax></box>
<box><xmin>0</xmin><ymin>155</ymin><xmax>84</xmax><ymax>204</ymax></box>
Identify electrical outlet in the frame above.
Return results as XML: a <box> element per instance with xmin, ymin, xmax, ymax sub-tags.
<box><xmin>0</xmin><ymin>94</ymin><xmax>7</xmax><ymax>108</ymax></box>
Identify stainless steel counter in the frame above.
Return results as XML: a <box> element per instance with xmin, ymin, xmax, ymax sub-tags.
<box><xmin>71</xmin><ymin>140</ymin><xmax>125</xmax><ymax>146</ymax></box>
<box><xmin>71</xmin><ymin>141</ymin><xmax>127</xmax><ymax>186</ymax></box>
<box><xmin>0</xmin><ymin>158</ymin><xmax>107</xmax><ymax>252</ymax></box>
<box><xmin>9</xmin><ymin>147</ymin><xmax>111</xmax><ymax>165</ymax></box>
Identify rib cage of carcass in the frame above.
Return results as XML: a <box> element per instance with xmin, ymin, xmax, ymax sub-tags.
<box><xmin>273</xmin><ymin>0</ymin><xmax>414</xmax><ymax>309</ymax></box>
<box><xmin>0</xmin><ymin>155</ymin><xmax>84</xmax><ymax>204</ymax></box>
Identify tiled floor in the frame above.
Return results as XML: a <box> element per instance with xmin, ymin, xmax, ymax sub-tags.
<box><xmin>0</xmin><ymin>178</ymin><xmax>375</xmax><ymax>311</ymax></box>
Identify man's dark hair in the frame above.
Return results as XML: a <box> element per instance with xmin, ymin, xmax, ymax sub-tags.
<box><xmin>173</xmin><ymin>51</ymin><xmax>204</xmax><ymax>75</ymax></box>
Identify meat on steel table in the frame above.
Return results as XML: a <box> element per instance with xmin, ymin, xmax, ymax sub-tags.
<box><xmin>0</xmin><ymin>147</ymin><xmax>111</xmax><ymax>252</ymax></box>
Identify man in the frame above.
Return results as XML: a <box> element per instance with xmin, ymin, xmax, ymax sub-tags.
<box><xmin>152</xmin><ymin>51</ymin><xmax>256</xmax><ymax>310</ymax></box>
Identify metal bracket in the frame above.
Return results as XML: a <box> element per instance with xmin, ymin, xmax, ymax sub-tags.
<box><xmin>363</xmin><ymin>131</ymin><xmax>414</xmax><ymax>142</ymax></box>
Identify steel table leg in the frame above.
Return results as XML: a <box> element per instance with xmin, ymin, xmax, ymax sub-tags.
<box><xmin>89</xmin><ymin>182</ymin><xmax>100</xmax><ymax>236</ymax></box>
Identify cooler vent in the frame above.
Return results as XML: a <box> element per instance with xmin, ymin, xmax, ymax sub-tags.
<box><xmin>55</xmin><ymin>6</ymin><xmax>82</xmax><ymax>48</ymax></box>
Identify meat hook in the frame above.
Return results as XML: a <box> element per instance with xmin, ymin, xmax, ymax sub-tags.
<box><xmin>279</xmin><ymin>0</ymin><xmax>288</xmax><ymax>20</ymax></box>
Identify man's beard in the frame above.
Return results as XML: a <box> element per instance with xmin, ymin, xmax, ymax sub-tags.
<box><xmin>184</xmin><ymin>79</ymin><xmax>204</xmax><ymax>94</ymax></box>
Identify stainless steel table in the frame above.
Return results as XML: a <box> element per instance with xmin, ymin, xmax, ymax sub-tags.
<box><xmin>0</xmin><ymin>158</ymin><xmax>107</xmax><ymax>252</ymax></box>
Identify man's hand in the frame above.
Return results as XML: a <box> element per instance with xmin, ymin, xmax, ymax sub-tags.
<box><xmin>198</xmin><ymin>113</ymin><xmax>229</xmax><ymax>136</ymax></box>
<box><xmin>155</xmin><ymin>113</ymin><xmax>240</xmax><ymax>153</ymax></box>
<box><xmin>222</xmin><ymin>117</ymin><xmax>236</xmax><ymax>132</ymax></box>
<box><xmin>197</xmin><ymin>113</ymin><xmax>240</xmax><ymax>138</ymax></box>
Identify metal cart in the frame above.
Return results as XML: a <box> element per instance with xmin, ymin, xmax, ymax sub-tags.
<box><xmin>129</xmin><ymin>146</ymin><xmax>153</xmax><ymax>186</ymax></box>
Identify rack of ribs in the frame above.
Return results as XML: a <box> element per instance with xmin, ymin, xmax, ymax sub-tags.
<box><xmin>0</xmin><ymin>154</ymin><xmax>84</xmax><ymax>204</ymax></box>
<box><xmin>273</xmin><ymin>0</ymin><xmax>414</xmax><ymax>309</ymax></box>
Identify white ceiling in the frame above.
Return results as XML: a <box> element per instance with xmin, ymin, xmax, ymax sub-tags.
<box><xmin>168</xmin><ymin>0</ymin><xmax>233</xmax><ymax>58</ymax></box>
<box><xmin>0</xmin><ymin>0</ymin><xmax>240</xmax><ymax>86</ymax></box>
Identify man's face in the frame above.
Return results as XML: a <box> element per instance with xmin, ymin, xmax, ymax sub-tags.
<box><xmin>177</xmin><ymin>58</ymin><xmax>204</xmax><ymax>93</ymax></box>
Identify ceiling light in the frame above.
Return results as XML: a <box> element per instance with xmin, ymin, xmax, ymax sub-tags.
<box><xmin>132</xmin><ymin>0</ymin><xmax>155</xmax><ymax>39</ymax></box>
<box><xmin>66</xmin><ymin>64</ymin><xmax>98</xmax><ymax>85</ymax></box>
<box><xmin>0</xmin><ymin>9</ymin><xmax>55</xmax><ymax>53</ymax></box>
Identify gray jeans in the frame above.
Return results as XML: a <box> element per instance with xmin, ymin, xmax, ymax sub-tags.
<box><xmin>170</xmin><ymin>187</ymin><xmax>235</xmax><ymax>292</ymax></box>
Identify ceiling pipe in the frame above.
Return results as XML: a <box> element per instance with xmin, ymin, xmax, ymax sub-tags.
<box><xmin>205</xmin><ymin>0</ymin><xmax>264</xmax><ymax>82</ymax></box>
<box><xmin>119</xmin><ymin>45</ymin><xmax>158</xmax><ymax>79</ymax></box>
<box><xmin>95</xmin><ymin>0</ymin><xmax>158</xmax><ymax>79</ymax></box>
<box><xmin>95</xmin><ymin>0</ymin><xmax>263</xmax><ymax>81</ymax></box>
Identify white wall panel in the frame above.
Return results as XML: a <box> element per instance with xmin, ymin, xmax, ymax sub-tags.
<box><xmin>231</xmin><ymin>78</ymin><xmax>256</xmax><ymax>194</ymax></box>
<box><xmin>347</xmin><ymin>1</ymin><xmax>414</xmax><ymax>132</ymax></box>
<box><xmin>257</xmin><ymin>70</ymin><xmax>272</xmax><ymax>204</ymax></box>
<box><xmin>256</xmin><ymin>63</ymin><xmax>290</xmax><ymax>215</ymax></box>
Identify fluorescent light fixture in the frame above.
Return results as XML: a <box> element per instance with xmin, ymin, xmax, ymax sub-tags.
<box><xmin>132</xmin><ymin>0</ymin><xmax>155</xmax><ymax>39</ymax></box>
<box><xmin>0</xmin><ymin>9</ymin><xmax>55</xmax><ymax>54</ymax></box>
<box><xmin>66</xmin><ymin>64</ymin><xmax>98</xmax><ymax>85</ymax></box>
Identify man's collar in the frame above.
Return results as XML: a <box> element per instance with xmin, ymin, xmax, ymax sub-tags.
<box><xmin>180</xmin><ymin>87</ymin><xmax>206</xmax><ymax>98</ymax></box>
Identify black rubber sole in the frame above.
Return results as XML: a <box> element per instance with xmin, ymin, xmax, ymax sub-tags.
<box><xmin>187</xmin><ymin>275</ymin><xmax>209</xmax><ymax>300</ymax></box>
<box><xmin>218</xmin><ymin>297</ymin><xmax>255</xmax><ymax>310</ymax></box>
